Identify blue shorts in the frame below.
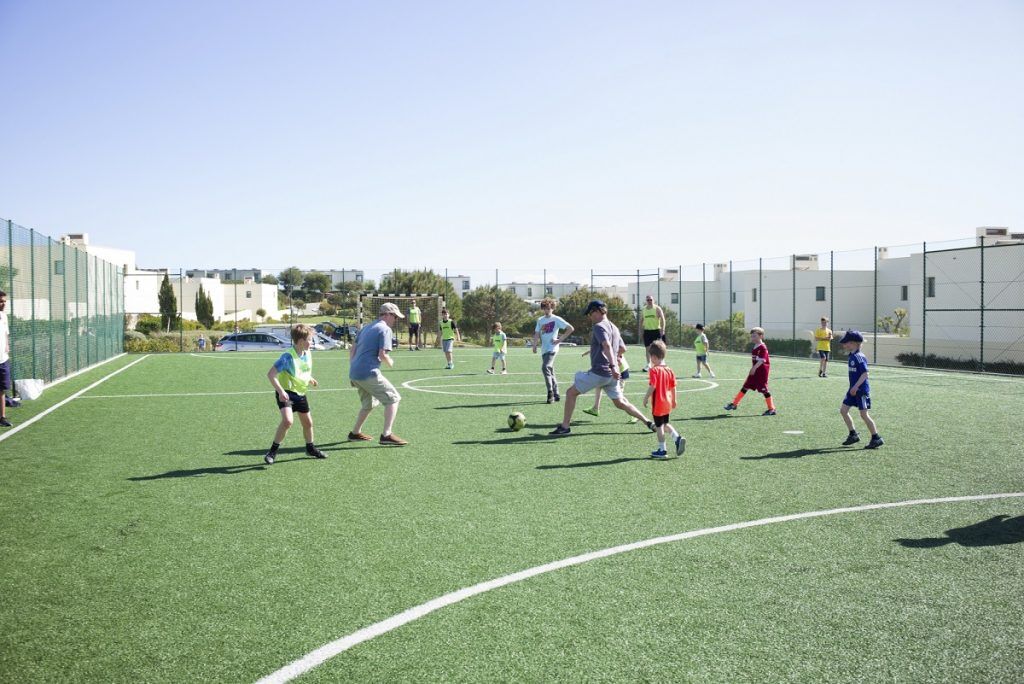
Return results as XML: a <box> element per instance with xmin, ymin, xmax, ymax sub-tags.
<box><xmin>696</xmin><ymin>354</ymin><xmax>707</xmax><ymax>362</ymax></box>
<box><xmin>0</xmin><ymin>360</ymin><xmax>10</xmax><ymax>391</ymax></box>
<box><xmin>818</xmin><ymin>351</ymin><xmax>830</xmax><ymax>359</ymax></box>
<box><xmin>843</xmin><ymin>393</ymin><xmax>871</xmax><ymax>410</ymax></box>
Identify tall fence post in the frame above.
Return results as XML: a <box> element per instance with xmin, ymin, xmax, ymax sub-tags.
<box><xmin>48</xmin><ymin>237</ymin><xmax>54</xmax><ymax>381</ymax></box>
<box><xmin>62</xmin><ymin>241</ymin><xmax>68</xmax><ymax>375</ymax></box>
<box><xmin>980</xmin><ymin>236</ymin><xmax>985</xmax><ymax>372</ymax></box>
<box><xmin>922</xmin><ymin>242</ymin><xmax>927</xmax><ymax>367</ymax></box>
<box><xmin>829</xmin><ymin>250</ymin><xmax>834</xmax><ymax>330</ymax></box>
<box><xmin>677</xmin><ymin>263</ymin><xmax>682</xmax><ymax>343</ymax></box>
<box><xmin>873</xmin><ymin>247</ymin><xmax>878</xmax><ymax>359</ymax></box>
<box><xmin>178</xmin><ymin>268</ymin><xmax>184</xmax><ymax>352</ymax></box>
<box><xmin>702</xmin><ymin>262</ymin><xmax>707</xmax><ymax>329</ymax></box>
<box><xmin>728</xmin><ymin>260</ymin><xmax>734</xmax><ymax>352</ymax></box>
<box><xmin>791</xmin><ymin>254</ymin><xmax>796</xmax><ymax>356</ymax></box>
<box><xmin>30</xmin><ymin>229</ymin><xmax>37</xmax><ymax>379</ymax></box>
<box><xmin>758</xmin><ymin>258</ymin><xmax>763</xmax><ymax>328</ymax></box>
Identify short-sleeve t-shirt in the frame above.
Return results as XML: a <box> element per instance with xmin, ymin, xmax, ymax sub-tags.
<box><xmin>408</xmin><ymin>306</ymin><xmax>421</xmax><ymax>324</ymax></box>
<box><xmin>751</xmin><ymin>342</ymin><xmax>770</xmax><ymax>371</ymax></box>
<box><xmin>0</xmin><ymin>310</ymin><xmax>9</xmax><ymax>364</ymax></box>
<box><xmin>648</xmin><ymin>365</ymin><xmax>677</xmax><ymax>416</ymax></box>
<box><xmin>492</xmin><ymin>331</ymin><xmax>507</xmax><ymax>352</ymax></box>
<box><xmin>350</xmin><ymin>319</ymin><xmax>393</xmax><ymax>380</ymax></box>
<box><xmin>694</xmin><ymin>333</ymin><xmax>707</xmax><ymax>355</ymax></box>
<box><xmin>535</xmin><ymin>314</ymin><xmax>570</xmax><ymax>354</ymax></box>
<box><xmin>273</xmin><ymin>347</ymin><xmax>312</xmax><ymax>395</ymax></box>
<box><xmin>815</xmin><ymin>327</ymin><xmax>832</xmax><ymax>352</ymax></box>
<box><xmin>848</xmin><ymin>350</ymin><xmax>870</xmax><ymax>395</ymax></box>
<box><xmin>589</xmin><ymin>319</ymin><xmax>621</xmax><ymax>377</ymax></box>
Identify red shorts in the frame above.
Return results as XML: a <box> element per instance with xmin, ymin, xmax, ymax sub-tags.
<box><xmin>742</xmin><ymin>371</ymin><xmax>769</xmax><ymax>393</ymax></box>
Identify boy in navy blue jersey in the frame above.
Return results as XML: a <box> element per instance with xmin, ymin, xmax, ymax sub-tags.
<box><xmin>839</xmin><ymin>330</ymin><xmax>883</xmax><ymax>449</ymax></box>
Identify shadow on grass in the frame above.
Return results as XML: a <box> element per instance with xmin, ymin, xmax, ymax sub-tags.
<box><xmin>435</xmin><ymin>401</ymin><xmax>550</xmax><ymax>410</ymax></box>
<box><xmin>741</xmin><ymin>447</ymin><xmax>849</xmax><ymax>460</ymax></box>
<box><xmin>896</xmin><ymin>515</ymin><xmax>1024</xmax><ymax>548</ymax></box>
<box><xmin>223</xmin><ymin>441</ymin><xmax>353</xmax><ymax>457</ymax></box>
<box><xmin>537</xmin><ymin>456</ymin><xmax>650</xmax><ymax>469</ymax></box>
<box><xmin>452</xmin><ymin>428</ymin><xmax>644</xmax><ymax>446</ymax></box>
<box><xmin>682</xmin><ymin>414</ymin><xmax>760</xmax><ymax>421</ymax></box>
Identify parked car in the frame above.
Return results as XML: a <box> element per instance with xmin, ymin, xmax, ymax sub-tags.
<box><xmin>215</xmin><ymin>332</ymin><xmax>290</xmax><ymax>352</ymax></box>
<box><xmin>315</xmin><ymin>333</ymin><xmax>341</xmax><ymax>350</ymax></box>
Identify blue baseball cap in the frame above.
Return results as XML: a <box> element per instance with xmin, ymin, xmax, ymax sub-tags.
<box><xmin>584</xmin><ymin>300</ymin><xmax>607</xmax><ymax>314</ymax></box>
<box><xmin>839</xmin><ymin>330</ymin><xmax>864</xmax><ymax>343</ymax></box>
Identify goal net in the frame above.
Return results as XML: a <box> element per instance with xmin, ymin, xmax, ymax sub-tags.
<box><xmin>357</xmin><ymin>293</ymin><xmax>446</xmax><ymax>348</ymax></box>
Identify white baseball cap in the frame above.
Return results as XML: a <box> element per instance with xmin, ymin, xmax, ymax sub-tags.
<box><xmin>380</xmin><ymin>303</ymin><xmax>405</xmax><ymax>318</ymax></box>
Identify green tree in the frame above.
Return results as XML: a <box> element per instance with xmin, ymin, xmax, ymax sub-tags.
<box><xmin>256</xmin><ymin>307</ymin><xmax>266</xmax><ymax>322</ymax></box>
<box><xmin>460</xmin><ymin>286</ymin><xmax>531</xmax><ymax>337</ymax></box>
<box><xmin>278</xmin><ymin>267</ymin><xmax>303</xmax><ymax>319</ymax></box>
<box><xmin>158</xmin><ymin>273</ymin><xmax>178</xmax><ymax>332</ymax></box>
<box><xmin>378</xmin><ymin>269</ymin><xmax>461</xmax><ymax>319</ymax></box>
<box><xmin>555</xmin><ymin>289</ymin><xmax>633</xmax><ymax>342</ymax></box>
<box><xmin>194</xmin><ymin>283</ymin><xmax>215</xmax><ymax>329</ymax></box>
<box><xmin>261</xmin><ymin>274</ymin><xmax>279</xmax><ymax>285</ymax></box>
<box><xmin>302</xmin><ymin>271</ymin><xmax>332</xmax><ymax>301</ymax></box>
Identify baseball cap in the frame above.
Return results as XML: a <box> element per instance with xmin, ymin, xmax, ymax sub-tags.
<box><xmin>583</xmin><ymin>300</ymin><xmax>607</xmax><ymax>314</ymax></box>
<box><xmin>839</xmin><ymin>330</ymin><xmax>863</xmax><ymax>343</ymax></box>
<box><xmin>380</xmin><ymin>303</ymin><xmax>405</xmax><ymax>318</ymax></box>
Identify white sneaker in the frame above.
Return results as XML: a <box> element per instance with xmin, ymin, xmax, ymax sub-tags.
<box><xmin>501</xmin><ymin>370</ymin><xmax>508</xmax><ymax>375</ymax></box>
<box><xmin>486</xmin><ymin>368</ymin><xmax>495</xmax><ymax>374</ymax></box>
<box><xmin>692</xmin><ymin>373</ymin><xmax>701</xmax><ymax>378</ymax></box>
<box><xmin>710</xmin><ymin>372</ymin><xmax>716</xmax><ymax>378</ymax></box>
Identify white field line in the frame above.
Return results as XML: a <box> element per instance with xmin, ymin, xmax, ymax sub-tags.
<box><xmin>0</xmin><ymin>355</ymin><xmax>151</xmax><ymax>445</ymax></box>
<box><xmin>255</xmin><ymin>492</ymin><xmax>1024</xmax><ymax>684</ymax></box>
<box><xmin>78</xmin><ymin>388</ymin><xmax>358</xmax><ymax>400</ymax></box>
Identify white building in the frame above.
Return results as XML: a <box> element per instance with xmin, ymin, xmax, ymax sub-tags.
<box><xmin>504</xmin><ymin>281</ymin><xmax>584</xmax><ymax>303</ymax></box>
<box><xmin>445</xmin><ymin>275</ymin><xmax>473</xmax><ymax>298</ymax></box>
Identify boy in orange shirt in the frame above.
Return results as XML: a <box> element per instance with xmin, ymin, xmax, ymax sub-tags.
<box><xmin>643</xmin><ymin>340</ymin><xmax>685</xmax><ymax>459</ymax></box>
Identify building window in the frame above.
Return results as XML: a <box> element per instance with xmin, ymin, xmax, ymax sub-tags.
<box><xmin>732</xmin><ymin>291</ymin><xmax>736</xmax><ymax>304</ymax></box>
<box><xmin>671</xmin><ymin>292</ymin><xmax>679</xmax><ymax>304</ymax></box>
<box><xmin>752</xmin><ymin>288</ymin><xmax>758</xmax><ymax>302</ymax></box>
<box><xmin>815</xmin><ymin>286</ymin><xmax>826</xmax><ymax>301</ymax></box>
<box><xmin>246</xmin><ymin>291</ymin><xmax>252</xmax><ymax>299</ymax></box>
<box><xmin>527</xmin><ymin>287</ymin><xmax>533</xmax><ymax>298</ymax></box>
<box><xmin>54</xmin><ymin>260</ymin><xmax>65</xmax><ymax>275</ymax></box>
<box><xmin>355</xmin><ymin>274</ymin><xmax>363</xmax><ymax>282</ymax></box>
<box><xmin>545</xmin><ymin>286</ymin><xmax>553</xmax><ymax>295</ymax></box>
<box><xmin>900</xmin><ymin>285</ymin><xmax>908</xmax><ymax>301</ymax></box>
<box><xmin>462</xmin><ymin>280</ymin><xmax>470</xmax><ymax>290</ymax></box>
<box><xmin>927</xmin><ymin>277</ymin><xmax>936</xmax><ymax>298</ymax></box>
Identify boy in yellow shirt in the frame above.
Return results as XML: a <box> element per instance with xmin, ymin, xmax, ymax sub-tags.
<box><xmin>815</xmin><ymin>317</ymin><xmax>834</xmax><ymax>377</ymax></box>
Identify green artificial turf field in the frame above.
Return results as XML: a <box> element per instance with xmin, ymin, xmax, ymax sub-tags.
<box><xmin>1</xmin><ymin>346</ymin><xmax>1021</xmax><ymax>682</ymax></box>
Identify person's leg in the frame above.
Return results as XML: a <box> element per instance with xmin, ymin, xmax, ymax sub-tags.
<box><xmin>541</xmin><ymin>353</ymin><xmax>554</xmax><ymax>399</ymax></box>
<box><xmin>611</xmin><ymin>396</ymin><xmax>650</xmax><ymax>423</ymax></box>
<box><xmin>382</xmin><ymin>401</ymin><xmax>399</xmax><ymax>436</ymax></box>
<box><xmin>841</xmin><ymin>404</ymin><xmax>855</xmax><ymax>431</ymax></box>
<box><xmin>274</xmin><ymin>407</ymin><xmax>293</xmax><ymax>444</ymax></box>
<box><xmin>860</xmin><ymin>409</ymin><xmax>878</xmax><ymax>436</ymax></box>
<box><xmin>298</xmin><ymin>411</ymin><xmax>314</xmax><ymax>444</ymax></box>
<box><xmin>588</xmin><ymin>386</ymin><xmax>602</xmax><ymax>413</ymax></box>
<box><xmin>352</xmin><ymin>407</ymin><xmax>372</xmax><ymax>434</ymax></box>
<box><xmin>656</xmin><ymin>424</ymin><xmax>666</xmax><ymax>450</ymax></box>
<box><xmin>559</xmin><ymin>385</ymin><xmax>580</xmax><ymax>428</ymax></box>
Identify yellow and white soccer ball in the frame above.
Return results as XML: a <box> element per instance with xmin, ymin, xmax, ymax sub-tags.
<box><xmin>507</xmin><ymin>412</ymin><xmax>526</xmax><ymax>431</ymax></box>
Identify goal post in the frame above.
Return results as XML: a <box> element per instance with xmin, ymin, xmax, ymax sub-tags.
<box><xmin>357</xmin><ymin>293</ymin><xmax>445</xmax><ymax>348</ymax></box>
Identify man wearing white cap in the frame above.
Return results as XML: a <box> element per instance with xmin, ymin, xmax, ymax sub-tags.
<box><xmin>348</xmin><ymin>303</ymin><xmax>408</xmax><ymax>445</ymax></box>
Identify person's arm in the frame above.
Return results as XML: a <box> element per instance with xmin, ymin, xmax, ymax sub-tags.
<box><xmin>703</xmin><ymin>334</ymin><xmax>710</xmax><ymax>352</ymax></box>
<box><xmin>349</xmin><ymin>340</ymin><xmax>358</xmax><ymax>360</ymax></box>
<box><xmin>658</xmin><ymin>306</ymin><xmax>666</xmax><ymax>334</ymax></box>
<box><xmin>602</xmin><ymin>340</ymin><xmax>620</xmax><ymax>380</ymax></box>
<box><xmin>749</xmin><ymin>357</ymin><xmax>765</xmax><ymax>375</ymax></box>
<box><xmin>455</xmin><ymin>321</ymin><xmax>462</xmax><ymax>343</ymax></box>
<box><xmin>378</xmin><ymin>347</ymin><xmax>394</xmax><ymax>368</ymax></box>
<box><xmin>532</xmin><ymin>325</ymin><xmax>540</xmax><ymax>353</ymax></box>
<box><xmin>643</xmin><ymin>382</ymin><xmax>654</xmax><ymax>407</ymax></box>
<box><xmin>267</xmin><ymin>367</ymin><xmax>289</xmax><ymax>404</ymax></box>
<box><xmin>557</xmin><ymin>322</ymin><xmax>575</xmax><ymax>344</ymax></box>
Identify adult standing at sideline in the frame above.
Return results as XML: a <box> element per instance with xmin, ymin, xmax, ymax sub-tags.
<box><xmin>640</xmin><ymin>295</ymin><xmax>666</xmax><ymax>371</ymax></box>
<box><xmin>550</xmin><ymin>300</ymin><xmax>654</xmax><ymax>436</ymax></box>
<box><xmin>533</xmin><ymin>297</ymin><xmax>574</xmax><ymax>403</ymax></box>
<box><xmin>348</xmin><ymin>303</ymin><xmax>408</xmax><ymax>446</ymax></box>
<box><xmin>0</xmin><ymin>291</ymin><xmax>11</xmax><ymax>428</ymax></box>
<box><xmin>407</xmin><ymin>299</ymin><xmax>422</xmax><ymax>350</ymax></box>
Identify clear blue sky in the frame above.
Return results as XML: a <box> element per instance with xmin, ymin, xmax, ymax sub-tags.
<box><xmin>1</xmin><ymin>1</ymin><xmax>1021</xmax><ymax>278</ymax></box>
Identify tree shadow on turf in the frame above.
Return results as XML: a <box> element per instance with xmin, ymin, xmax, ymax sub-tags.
<box><xmin>895</xmin><ymin>515</ymin><xmax>1024</xmax><ymax>548</ymax></box>
<box><xmin>741</xmin><ymin>447</ymin><xmax>850</xmax><ymax>460</ymax></box>
<box><xmin>537</xmin><ymin>456</ymin><xmax>649</xmax><ymax>469</ymax></box>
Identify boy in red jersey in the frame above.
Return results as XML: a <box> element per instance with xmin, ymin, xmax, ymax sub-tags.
<box><xmin>643</xmin><ymin>341</ymin><xmax>685</xmax><ymax>458</ymax></box>
<box><xmin>724</xmin><ymin>327</ymin><xmax>777</xmax><ymax>416</ymax></box>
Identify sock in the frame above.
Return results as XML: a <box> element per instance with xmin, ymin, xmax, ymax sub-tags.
<box><xmin>733</xmin><ymin>391</ymin><xmax>745</xmax><ymax>405</ymax></box>
<box><xmin>270</xmin><ymin>441</ymin><xmax>280</xmax><ymax>454</ymax></box>
<box><xmin>766</xmin><ymin>396</ymin><xmax>776</xmax><ymax>411</ymax></box>
<box><xmin>658</xmin><ymin>441</ymin><xmax>666</xmax><ymax>451</ymax></box>
<box><xmin>849</xmin><ymin>429</ymin><xmax>858</xmax><ymax>435</ymax></box>
<box><xmin>872</xmin><ymin>433</ymin><xmax>880</xmax><ymax>439</ymax></box>
<box><xmin>667</xmin><ymin>425</ymin><xmax>679</xmax><ymax>439</ymax></box>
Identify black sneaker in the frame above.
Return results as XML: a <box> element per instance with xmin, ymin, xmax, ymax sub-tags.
<box><xmin>264</xmin><ymin>451</ymin><xmax>276</xmax><ymax>465</ymax></box>
<box><xmin>546</xmin><ymin>393</ymin><xmax>554</xmax><ymax>404</ymax></box>
<box><xmin>0</xmin><ymin>418</ymin><xmax>12</xmax><ymax>428</ymax></box>
<box><xmin>554</xmin><ymin>393</ymin><xmax>561</xmax><ymax>402</ymax></box>
<box><xmin>724</xmin><ymin>403</ymin><xmax>737</xmax><ymax>411</ymax></box>
<box><xmin>307</xmin><ymin>447</ymin><xmax>327</xmax><ymax>459</ymax></box>
<box><xmin>842</xmin><ymin>433</ymin><xmax>860</xmax><ymax>446</ymax></box>
<box><xmin>866</xmin><ymin>436</ymin><xmax>884</xmax><ymax>449</ymax></box>
<box><xmin>646</xmin><ymin>420</ymin><xmax>657</xmax><ymax>432</ymax></box>
<box><xmin>762</xmin><ymin>409</ymin><xmax>777</xmax><ymax>416</ymax></box>
<box><xmin>549</xmin><ymin>425</ymin><xmax>571</xmax><ymax>436</ymax></box>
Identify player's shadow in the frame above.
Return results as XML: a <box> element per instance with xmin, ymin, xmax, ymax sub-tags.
<box><xmin>223</xmin><ymin>441</ymin><xmax>352</xmax><ymax>457</ymax></box>
<box><xmin>537</xmin><ymin>456</ymin><xmax>648</xmax><ymax>469</ymax></box>
<box><xmin>453</xmin><ymin>429</ymin><xmax>638</xmax><ymax>446</ymax></box>
<box><xmin>741</xmin><ymin>447</ymin><xmax>849</xmax><ymax>460</ymax></box>
<box><xmin>683</xmin><ymin>414</ymin><xmax>758</xmax><ymax>421</ymax></box>
<box><xmin>895</xmin><ymin>515</ymin><xmax>1024</xmax><ymax>548</ymax></box>
<box><xmin>435</xmin><ymin>401</ymin><xmax>550</xmax><ymax>410</ymax></box>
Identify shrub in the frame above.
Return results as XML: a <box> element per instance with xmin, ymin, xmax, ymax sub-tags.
<box><xmin>895</xmin><ymin>352</ymin><xmax>1024</xmax><ymax>375</ymax></box>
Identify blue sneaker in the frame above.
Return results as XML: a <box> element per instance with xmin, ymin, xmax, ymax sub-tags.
<box><xmin>675</xmin><ymin>435</ymin><xmax>686</xmax><ymax>456</ymax></box>
<box><xmin>651</xmin><ymin>449</ymin><xmax>668</xmax><ymax>459</ymax></box>
<box><xmin>724</xmin><ymin>403</ymin><xmax>737</xmax><ymax>411</ymax></box>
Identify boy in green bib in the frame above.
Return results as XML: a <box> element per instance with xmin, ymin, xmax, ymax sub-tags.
<box><xmin>487</xmin><ymin>322</ymin><xmax>508</xmax><ymax>374</ymax></box>
<box><xmin>265</xmin><ymin>324</ymin><xmax>326</xmax><ymax>464</ymax></box>
<box><xmin>693</xmin><ymin>323</ymin><xmax>715</xmax><ymax>378</ymax></box>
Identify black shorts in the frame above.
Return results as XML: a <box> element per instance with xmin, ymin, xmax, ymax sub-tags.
<box><xmin>409</xmin><ymin>323</ymin><xmax>420</xmax><ymax>334</ymax></box>
<box><xmin>818</xmin><ymin>351</ymin><xmax>830</xmax><ymax>359</ymax></box>
<box><xmin>275</xmin><ymin>390</ymin><xmax>310</xmax><ymax>413</ymax></box>
<box><xmin>653</xmin><ymin>413</ymin><xmax>671</xmax><ymax>426</ymax></box>
<box><xmin>0</xmin><ymin>360</ymin><xmax>10</xmax><ymax>391</ymax></box>
<box><xmin>643</xmin><ymin>330</ymin><xmax>664</xmax><ymax>348</ymax></box>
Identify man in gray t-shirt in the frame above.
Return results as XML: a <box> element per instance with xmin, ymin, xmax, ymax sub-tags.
<box><xmin>550</xmin><ymin>300</ymin><xmax>653</xmax><ymax>436</ymax></box>
<box><xmin>348</xmin><ymin>303</ymin><xmax>408</xmax><ymax>446</ymax></box>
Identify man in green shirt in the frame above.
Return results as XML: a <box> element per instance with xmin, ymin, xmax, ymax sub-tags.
<box><xmin>408</xmin><ymin>299</ymin><xmax>422</xmax><ymax>350</ymax></box>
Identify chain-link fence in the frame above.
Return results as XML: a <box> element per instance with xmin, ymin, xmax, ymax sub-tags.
<box><xmin>2</xmin><ymin>218</ymin><xmax>125</xmax><ymax>388</ymax></box>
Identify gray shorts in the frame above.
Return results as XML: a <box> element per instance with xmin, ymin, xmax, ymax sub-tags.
<box><xmin>573</xmin><ymin>370</ymin><xmax>622</xmax><ymax>400</ymax></box>
<box><xmin>442</xmin><ymin>339</ymin><xmax>454</xmax><ymax>353</ymax></box>
<box><xmin>350</xmin><ymin>370</ymin><xmax>401</xmax><ymax>410</ymax></box>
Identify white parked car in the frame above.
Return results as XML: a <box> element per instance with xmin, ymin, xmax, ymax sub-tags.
<box><xmin>215</xmin><ymin>333</ymin><xmax>290</xmax><ymax>352</ymax></box>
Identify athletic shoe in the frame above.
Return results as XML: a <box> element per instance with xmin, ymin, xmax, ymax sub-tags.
<box><xmin>651</xmin><ymin>449</ymin><xmax>668</xmax><ymax>459</ymax></box>
<box><xmin>501</xmin><ymin>370</ymin><xmax>508</xmax><ymax>375</ymax></box>
<box><xmin>646</xmin><ymin>420</ymin><xmax>657</xmax><ymax>432</ymax></box>
<box><xmin>818</xmin><ymin>371</ymin><xmax>823</xmax><ymax>377</ymax></box>
<box><xmin>642</xmin><ymin>366</ymin><xmax>650</xmax><ymax>372</ymax></box>
<box><xmin>546</xmin><ymin>393</ymin><xmax>554</xmax><ymax>404</ymax></box>
<box><xmin>692</xmin><ymin>373</ymin><xmax>701</xmax><ymax>378</ymax></box>
<box><xmin>264</xmin><ymin>451</ymin><xmax>276</xmax><ymax>465</ymax></box>
<box><xmin>347</xmin><ymin>431</ymin><xmax>373</xmax><ymax>441</ymax></box>
<box><xmin>380</xmin><ymin>434</ymin><xmax>408</xmax><ymax>446</ymax></box>
<box><xmin>1</xmin><ymin>418</ymin><xmax>13</xmax><ymax>428</ymax></box>
<box><xmin>582</xmin><ymin>407</ymin><xmax>600</xmax><ymax>417</ymax></box>
<box><xmin>842</xmin><ymin>433</ymin><xmax>860</xmax><ymax>446</ymax></box>
<box><xmin>709</xmin><ymin>372</ymin><xmax>715</xmax><ymax>378</ymax></box>
<box><xmin>445</xmin><ymin>363</ymin><xmax>453</xmax><ymax>369</ymax></box>
<box><xmin>763</xmin><ymin>409</ymin><xmax>777</xmax><ymax>416</ymax></box>
<box><xmin>822</xmin><ymin>373</ymin><xmax>828</xmax><ymax>378</ymax></box>
<box><xmin>675</xmin><ymin>435</ymin><xmax>686</xmax><ymax>456</ymax></box>
<box><xmin>307</xmin><ymin>447</ymin><xmax>327</xmax><ymax>459</ymax></box>
<box><xmin>866</xmin><ymin>435</ymin><xmax>885</xmax><ymax>449</ymax></box>
<box><xmin>549</xmin><ymin>425</ymin><xmax>571</xmax><ymax>436</ymax></box>
<box><xmin>554</xmin><ymin>393</ymin><xmax>561</xmax><ymax>402</ymax></box>
<box><xmin>724</xmin><ymin>403</ymin><xmax>737</xmax><ymax>411</ymax></box>
<box><xmin>628</xmin><ymin>416</ymin><xmax>639</xmax><ymax>424</ymax></box>
<box><xmin>486</xmin><ymin>368</ymin><xmax>495</xmax><ymax>374</ymax></box>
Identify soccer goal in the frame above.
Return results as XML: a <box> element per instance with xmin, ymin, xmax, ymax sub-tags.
<box><xmin>357</xmin><ymin>293</ymin><xmax>446</xmax><ymax>348</ymax></box>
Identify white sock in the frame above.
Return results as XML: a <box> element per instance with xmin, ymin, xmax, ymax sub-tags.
<box><xmin>658</xmin><ymin>441</ymin><xmax>666</xmax><ymax>451</ymax></box>
<box><xmin>668</xmin><ymin>425</ymin><xmax>679</xmax><ymax>439</ymax></box>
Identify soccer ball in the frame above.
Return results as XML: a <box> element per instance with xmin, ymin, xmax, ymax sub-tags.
<box><xmin>508</xmin><ymin>412</ymin><xmax>526</xmax><ymax>431</ymax></box>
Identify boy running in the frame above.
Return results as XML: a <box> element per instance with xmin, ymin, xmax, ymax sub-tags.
<box><xmin>487</xmin><ymin>322</ymin><xmax>508</xmax><ymax>374</ymax></box>
<box><xmin>724</xmin><ymin>327</ymin><xmax>777</xmax><ymax>415</ymax></box>
<box><xmin>839</xmin><ymin>330</ymin><xmax>884</xmax><ymax>448</ymax></box>
<box><xmin>693</xmin><ymin>323</ymin><xmax>715</xmax><ymax>378</ymax></box>
<box><xmin>815</xmin><ymin>317</ymin><xmax>834</xmax><ymax>377</ymax></box>
<box><xmin>438</xmin><ymin>308</ymin><xmax>461</xmax><ymax>369</ymax></box>
<box><xmin>533</xmin><ymin>298</ymin><xmax>574</xmax><ymax>403</ymax></box>
<box><xmin>643</xmin><ymin>341</ymin><xmax>685</xmax><ymax>458</ymax></box>
<box><xmin>264</xmin><ymin>324</ymin><xmax>326</xmax><ymax>464</ymax></box>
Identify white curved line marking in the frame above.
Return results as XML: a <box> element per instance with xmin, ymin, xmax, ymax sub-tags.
<box><xmin>402</xmin><ymin>374</ymin><xmax>717</xmax><ymax>398</ymax></box>
<box><xmin>255</xmin><ymin>492</ymin><xmax>1024</xmax><ymax>684</ymax></box>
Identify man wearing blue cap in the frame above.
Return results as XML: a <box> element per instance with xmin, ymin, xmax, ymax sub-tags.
<box><xmin>839</xmin><ymin>330</ymin><xmax>883</xmax><ymax>449</ymax></box>
<box><xmin>550</xmin><ymin>300</ymin><xmax>654</xmax><ymax>436</ymax></box>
